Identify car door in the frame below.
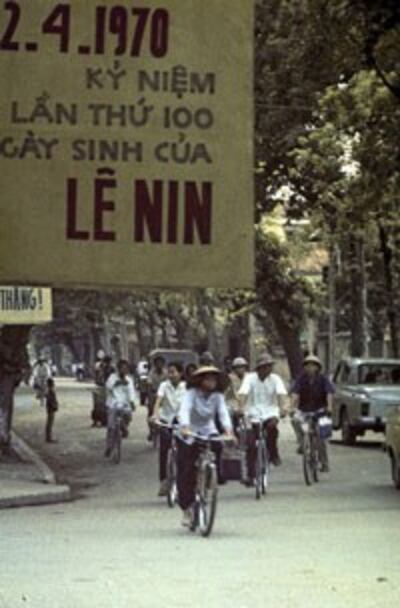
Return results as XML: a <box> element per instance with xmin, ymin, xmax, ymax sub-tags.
<box><xmin>393</xmin><ymin>408</ymin><xmax>400</xmax><ymax>461</ymax></box>
<box><xmin>333</xmin><ymin>362</ymin><xmax>348</xmax><ymax>427</ymax></box>
<box><xmin>345</xmin><ymin>366</ymin><xmax>361</xmax><ymax>424</ymax></box>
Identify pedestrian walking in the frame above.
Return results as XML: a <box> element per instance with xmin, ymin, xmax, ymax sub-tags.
<box><xmin>45</xmin><ymin>378</ymin><xmax>59</xmax><ymax>443</ymax></box>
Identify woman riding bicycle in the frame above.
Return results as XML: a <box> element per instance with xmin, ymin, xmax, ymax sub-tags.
<box><xmin>151</xmin><ymin>361</ymin><xmax>186</xmax><ymax>497</ymax></box>
<box><xmin>177</xmin><ymin>366</ymin><xmax>235</xmax><ymax>527</ymax></box>
<box><xmin>104</xmin><ymin>360</ymin><xmax>139</xmax><ymax>458</ymax></box>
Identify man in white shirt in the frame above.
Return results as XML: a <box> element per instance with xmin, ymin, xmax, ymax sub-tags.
<box><xmin>239</xmin><ymin>354</ymin><xmax>287</xmax><ymax>477</ymax></box>
<box><xmin>225</xmin><ymin>357</ymin><xmax>249</xmax><ymax>435</ymax></box>
<box><xmin>104</xmin><ymin>360</ymin><xmax>139</xmax><ymax>457</ymax></box>
<box><xmin>32</xmin><ymin>358</ymin><xmax>52</xmax><ymax>406</ymax></box>
<box><xmin>152</xmin><ymin>362</ymin><xmax>186</xmax><ymax>496</ymax></box>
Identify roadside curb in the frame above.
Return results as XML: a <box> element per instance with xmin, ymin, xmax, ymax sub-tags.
<box><xmin>11</xmin><ymin>430</ymin><xmax>56</xmax><ymax>484</ymax></box>
<box><xmin>0</xmin><ymin>432</ymin><xmax>72</xmax><ymax>509</ymax></box>
<box><xmin>0</xmin><ymin>484</ymin><xmax>72</xmax><ymax>509</ymax></box>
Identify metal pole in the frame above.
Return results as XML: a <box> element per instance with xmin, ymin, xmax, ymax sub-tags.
<box><xmin>360</xmin><ymin>240</ymin><xmax>369</xmax><ymax>357</ymax></box>
<box><xmin>328</xmin><ymin>244</ymin><xmax>336</xmax><ymax>374</ymax></box>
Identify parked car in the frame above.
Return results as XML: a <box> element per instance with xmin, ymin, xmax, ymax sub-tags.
<box><xmin>332</xmin><ymin>358</ymin><xmax>400</xmax><ymax>445</ymax></box>
<box><xmin>386</xmin><ymin>407</ymin><xmax>400</xmax><ymax>489</ymax></box>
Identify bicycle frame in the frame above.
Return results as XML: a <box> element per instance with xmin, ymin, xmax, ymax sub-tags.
<box><xmin>188</xmin><ymin>435</ymin><xmax>223</xmax><ymax>538</ymax></box>
<box><xmin>109</xmin><ymin>408</ymin><xmax>126</xmax><ymax>464</ymax></box>
<box><xmin>300</xmin><ymin>409</ymin><xmax>326</xmax><ymax>485</ymax></box>
<box><xmin>155</xmin><ymin>421</ymin><xmax>179</xmax><ymax>507</ymax></box>
<box><xmin>248</xmin><ymin>420</ymin><xmax>270</xmax><ymax>499</ymax></box>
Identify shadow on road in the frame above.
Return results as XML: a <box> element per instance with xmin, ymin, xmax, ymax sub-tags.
<box><xmin>330</xmin><ymin>439</ymin><xmax>384</xmax><ymax>451</ymax></box>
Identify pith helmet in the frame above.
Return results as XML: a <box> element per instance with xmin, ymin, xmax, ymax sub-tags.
<box><xmin>304</xmin><ymin>354</ymin><xmax>322</xmax><ymax>368</ymax></box>
<box><xmin>232</xmin><ymin>357</ymin><xmax>248</xmax><ymax>368</ymax></box>
<box><xmin>256</xmin><ymin>354</ymin><xmax>275</xmax><ymax>368</ymax></box>
<box><xmin>192</xmin><ymin>365</ymin><xmax>221</xmax><ymax>377</ymax></box>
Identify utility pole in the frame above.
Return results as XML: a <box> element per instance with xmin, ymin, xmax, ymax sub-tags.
<box><xmin>328</xmin><ymin>243</ymin><xmax>337</xmax><ymax>374</ymax></box>
<box><xmin>359</xmin><ymin>240</ymin><xmax>369</xmax><ymax>357</ymax></box>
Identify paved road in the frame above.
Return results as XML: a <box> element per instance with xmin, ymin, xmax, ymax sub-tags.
<box><xmin>1</xmin><ymin>380</ymin><xmax>399</xmax><ymax>608</ymax></box>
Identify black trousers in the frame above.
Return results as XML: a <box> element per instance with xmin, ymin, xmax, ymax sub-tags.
<box><xmin>45</xmin><ymin>407</ymin><xmax>56</xmax><ymax>441</ymax></box>
<box><xmin>159</xmin><ymin>427</ymin><xmax>172</xmax><ymax>481</ymax></box>
<box><xmin>176</xmin><ymin>437</ymin><xmax>223</xmax><ymax>511</ymax></box>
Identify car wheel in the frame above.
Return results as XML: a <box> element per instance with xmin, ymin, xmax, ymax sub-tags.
<box><xmin>391</xmin><ymin>454</ymin><xmax>400</xmax><ymax>490</ymax></box>
<box><xmin>341</xmin><ymin>410</ymin><xmax>357</xmax><ymax>446</ymax></box>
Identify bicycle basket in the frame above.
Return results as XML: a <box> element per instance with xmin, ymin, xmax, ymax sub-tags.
<box><xmin>221</xmin><ymin>447</ymin><xmax>244</xmax><ymax>481</ymax></box>
<box><xmin>318</xmin><ymin>416</ymin><xmax>333</xmax><ymax>440</ymax></box>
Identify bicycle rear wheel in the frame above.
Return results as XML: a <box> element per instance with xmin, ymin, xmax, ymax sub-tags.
<box><xmin>166</xmin><ymin>448</ymin><xmax>178</xmax><ymax>508</ymax></box>
<box><xmin>302</xmin><ymin>435</ymin><xmax>313</xmax><ymax>486</ymax></box>
<box><xmin>198</xmin><ymin>463</ymin><xmax>218</xmax><ymax>537</ymax></box>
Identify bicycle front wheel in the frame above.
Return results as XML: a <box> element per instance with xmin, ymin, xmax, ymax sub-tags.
<box><xmin>311</xmin><ymin>435</ymin><xmax>319</xmax><ymax>483</ymax></box>
<box><xmin>255</xmin><ymin>440</ymin><xmax>266</xmax><ymax>499</ymax></box>
<box><xmin>112</xmin><ymin>425</ymin><xmax>122</xmax><ymax>464</ymax></box>
<box><xmin>166</xmin><ymin>448</ymin><xmax>178</xmax><ymax>508</ymax></box>
<box><xmin>302</xmin><ymin>435</ymin><xmax>313</xmax><ymax>486</ymax></box>
<box><xmin>198</xmin><ymin>463</ymin><xmax>218</xmax><ymax>537</ymax></box>
<box><xmin>261</xmin><ymin>445</ymin><xmax>269</xmax><ymax>496</ymax></box>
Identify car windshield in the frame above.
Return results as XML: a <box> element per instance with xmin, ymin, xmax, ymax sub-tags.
<box><xmin>359</xmin><ymin>364</ymin><xmax>400</xmax><ymax>385</ymax></box>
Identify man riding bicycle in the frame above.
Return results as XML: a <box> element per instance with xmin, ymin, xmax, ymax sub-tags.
<box><xmin>104</xmin><ymin>359</ymin><xmax>139</xmax><ymax>458</ymax></box>
<box><xmin>224</xmin><ymin>357</ymin><xmax>249</xmax><ymax>436</ymax></box>
<box><xmin>238</xmin><ymin>354</ymin><xmax>287</xmax><ymax>482</ymax></box>
<box><xmin>291</xmin><ymin>354</ymin><xmax>334</xmax><ymax>473</ymax></box>
<box><xmin>177</xmin><ymin>366</ymin><xmax>235</xmax><ymax>527</ymax></box>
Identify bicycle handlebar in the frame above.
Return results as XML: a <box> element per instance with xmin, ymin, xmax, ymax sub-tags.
<box><xmin>177</xmin><ymin>431</ymin><xmax>234</xmax><ymax>446</ymax></box>
<box><xmin>152</xmin><ymin>420</ymin><xmax>179</xmax><ymax>430</ymax></box>
<box><xmin>301</xmin><ymin>408</ymin><xmax>329</xmax><ymax>420</ymax></box>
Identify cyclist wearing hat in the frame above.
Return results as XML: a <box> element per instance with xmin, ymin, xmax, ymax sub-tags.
<box><xmin>291</xmin><ymin>354</ymin><xmax>334</xmax><ymax>472</ymax></box>
<box><xmin>177</xmin><ymin>366</ymin><xmax>234</xmax><ymax>527</ymax></box>
<box><xmin>239</xmin><ymin>354</ymin><xmax>287</xmax><ymax>477</ymax></box>
<box><xmin>225</xmin><ymin>357</ymin><xmax>249</xmax><ymax>434</ymax></box>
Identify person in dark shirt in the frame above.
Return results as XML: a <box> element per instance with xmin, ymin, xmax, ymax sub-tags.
<box><xmin>291</xmin><ymin>355</ymin><xmax>334</xmax><ymax>472</ymax></box>
<box><xmin>45</xmin><ymin>378</ymin><xmax>59</xmax><ymax>443</ymax></box>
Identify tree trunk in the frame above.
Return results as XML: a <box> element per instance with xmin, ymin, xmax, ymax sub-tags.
<box><xmin>272</xmin><ymin>318</ymin><xmax>304</xmax><ymax>380</ymax></box>
<box><xmin>134</xmin><ymin>314</ymin><xmax>147</xmax><ymax>356</ymax></box>
<box><xmin>0</xmin><ymin>326</ymin><xmax>31</xmax><ymax>452</ymax></box>
<box><xmin>379</xmin><ymin>225</ymin><xmax>400</xmax><ymax>357</ymax></box>
<box><xmin>227</xmin><ymin>313</ymin><xmax>250</xmax><ymax>361</ymax></box>
<box><xmin>196</xmin><ymin>292</ymin><xmax>221</xmax><ymax>361</ymax></box>
<box><xmin>50</xmin><ymin>343</ymin><xmax>63</xmax><ymax>374</ymax></box>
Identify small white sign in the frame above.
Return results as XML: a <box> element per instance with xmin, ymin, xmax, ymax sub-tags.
<box><xmin>0</xmin><ymin>286</ymin><xmax>52</xmax><ymax>325</ymax></box>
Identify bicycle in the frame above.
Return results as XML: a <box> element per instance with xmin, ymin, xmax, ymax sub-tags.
<box><xmin>34</xmin><ymin>383</ymin><xmax>47</xmax><ymax>408</ymax></box>
<box><xmin>108</xmin><ymin>408</ymin><xmax>128</xmax><ymax>464</ymax></box>
<box><xmin>154</xmin><ymin>421</ymin><xmax>179</xmax><ymax>508</ymax></box>
<box><xmin>299</xmin><ymin>409</ymin><xmax>330</xmax><ymax>486</ymax></box>
<box><xmin>149</xmin><ymin>419</ymin><xmax>159</xmax><ymax>449</ymax></box>
<box><xmin>187</xmin><ymin>435</ymin><xmax>228</xmax><ymax>538</ymax></box>
<box><xmin>250</xmin><ymin>420</ymin><xmax>270</xmax><ymax>500</ymax></box>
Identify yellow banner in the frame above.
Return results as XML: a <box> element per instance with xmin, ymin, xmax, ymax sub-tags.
<box><xmin>0</xmin><ymin>287</ymin><xmax>52</xmax><ymax>324</ymax></box>
<box><xmin>0</xmin><ymin>0</ymin><xmax>254</xmax><ymax>289</ymax></box>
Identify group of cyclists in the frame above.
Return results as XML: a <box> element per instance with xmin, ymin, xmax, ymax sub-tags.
<box><xmin>92</xmin><ymin>348</ymin><xmax>335</xmax><ymax>527</ymax></box>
